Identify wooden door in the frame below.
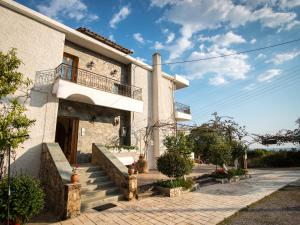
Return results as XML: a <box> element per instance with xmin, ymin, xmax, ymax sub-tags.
<box><xmin>69</xmin><ymin>118</ymin><xmax>79</xmax><ymax>165</ymax></box>
<box><xmin>55</xmin><ymin>117</ymin><xmax>79</xmax><ymax>165</ymax></box>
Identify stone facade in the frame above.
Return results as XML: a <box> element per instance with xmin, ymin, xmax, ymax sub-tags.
<box><xmin>40</xmin><ymin>143</ymin><xmax>81</xmax><ymax>219</ymax></box>
<box><xmin>57</xmin><ymin>99</ymin><xmax>130</xmax><ymax>163</ymax></box>
<box><xmin>92</xmin><ymin>144</ymin><xmax>137</xmax><ymax>200</ymax></box>
<box><xmin>64</xmin><ymin>41</ymin><xmax>130</xmax><ymax>84</ymax></box>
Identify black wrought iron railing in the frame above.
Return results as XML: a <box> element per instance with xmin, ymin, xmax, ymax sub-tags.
<box><xmin>175</xmin><ymin>102</ymin><xmax>191</xmax><ymax>114</ymax></box>
<box><xmin>35</xmin><ymin>63</ymin><xmax>142</xmax><ymax>101</ymax></box>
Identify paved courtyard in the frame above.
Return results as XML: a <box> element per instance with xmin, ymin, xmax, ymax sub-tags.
<box><xmin>52</xmin><ymin>168</ymin><xmax>300</xmax><ymax>225</ymax></box>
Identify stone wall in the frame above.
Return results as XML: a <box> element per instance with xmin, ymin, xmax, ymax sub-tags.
<box><xmin>40</xmin><ymin>143</ymin><xmax>81</xmax><ymax>219</ymax></box>
<box><xmin>57</xmin><ymin>99</ymin><xmax>130</xmax><ymax>163</ymax></box>
<box><xmin>92</xmin><ymin>144</ymin><xmax>137</xmax><ymax>200</ymax></box>
<box><xmin>64</xmin><ymin>41</ymin><xmax>130</xmax><ymax>84</ymax></box>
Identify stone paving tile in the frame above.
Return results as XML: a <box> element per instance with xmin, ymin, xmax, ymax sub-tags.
<box><xmin>54</xmin><ymin>168</ymin><xmax>300</xmax><ymax>225</ymax></box>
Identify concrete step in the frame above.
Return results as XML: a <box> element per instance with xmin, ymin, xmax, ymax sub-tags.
<box><xmin>80</xmin><ymin>175</ymin><xmax>110</xmax><ymax>184</ymax></box>
<box><xmin>81</xmin><ymin>194</ymin><xmax>123</xmax><ymax>211</ymax></box>
<box><xmin>77</xmin><ymin>170</ymin><xmax>106</xmax><ymax>178</ymax></box>
<box><xmin>76</xmin><ymin>165</ymin><xmax>103</xmax><ymax>173</ymax></box>
<box><xmin>81</xmin><ymin>187</ymin><xmax>120</xmax><ymax>201</ymax></box>
<box><xmin>81</xmin><ymin>180</ymin><xmax>115</xmax><ymax>191</ymax></box>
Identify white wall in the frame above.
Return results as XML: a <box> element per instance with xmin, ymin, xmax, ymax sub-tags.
<box><xmin>130</xmin><ymin>63</ymin><xmax>175</xmax><ymax>169</ymax></box>
<box><xmin>0</xmin><ymin>5</ymin><xmax>65</xmax><ymax>176</ymax></box>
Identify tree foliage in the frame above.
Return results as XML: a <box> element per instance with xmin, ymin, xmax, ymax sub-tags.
<box><xmin>0</xmin><ymin>49</ymin><xmax>34</xmax><ymax>154</ymax></box>
<box><xmin>157</xmin><ymin>152</ymin><xmax>193</xmax><ymax>178</ymax></box>
<box><xmin>208</xmin><ymin>136</ymin><xmax>232</xmax><ymax>167</ymax></box>
<box><xmin>163</xmin><ymin>132</ymin><xmax>194</xmax><ymax>158</ymax></box>
<box><xmin>190</xmin><ymin>113</ymin><xmax>248</xmax><ymax>166</ymax></box>
<box><xmin>257</xmin><ymin>117</ymin><xmax>300</xmax><ymax>145</ymax></box>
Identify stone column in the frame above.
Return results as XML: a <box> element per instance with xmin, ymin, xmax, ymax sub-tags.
<box><xmin>151</xmin><ymin>53</ymin><xmax>162</xmax><ymax>169</ymax></box>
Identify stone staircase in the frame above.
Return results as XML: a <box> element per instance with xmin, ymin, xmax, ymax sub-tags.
<box><xmin>77</xmin><ymin>164</ymin><xmax>123</xmax><ymax>211</ymax></box>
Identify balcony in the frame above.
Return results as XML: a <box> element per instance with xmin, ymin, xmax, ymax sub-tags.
<box><xmin>174</xmin><ymin>102</ymin><xmax>192</xmax><ymax>121</ymax></box>
<box><xmin>35</xmin><ymin>63</ymin><xmax>143</xmax><ymax>112</ymax></box>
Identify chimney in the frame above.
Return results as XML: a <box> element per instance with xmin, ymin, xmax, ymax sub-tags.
<box><xmin>151</xmin><ymin>53</ymin><xmax>162</xmax><ymax>168</ymax></box>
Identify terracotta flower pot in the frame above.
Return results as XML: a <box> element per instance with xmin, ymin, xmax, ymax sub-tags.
<box><xmin>71</xmin><ymin>173</ymin><xmax>79</xmax><ymax>183</ymax></box>
<box><xmin>128</xmin><ymin>167</ymin><xmax>135</xmax><ymax>175</ymax></box>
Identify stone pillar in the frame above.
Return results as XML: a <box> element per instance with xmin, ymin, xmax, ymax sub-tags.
<box><xmin>151</xmin><ymin>53</ymin><xmax>162</xmax><ymax>169</ymax></box>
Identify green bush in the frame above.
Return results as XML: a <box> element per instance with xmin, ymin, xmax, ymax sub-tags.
<box><xmin>163</xmin><ymin>133</ymin><xmax>194</xmax><ymax>158</ymax></box>
<box><xmin>157</xmin><ymin>152</ymin><xmax>193</xmax><ymax>178</ymax></box>
<box><xmin>0</xmin><ymin>174</ymin><xmax>45</xmax><ymax>224</ymax></box>
<box><xmin>156</xmin><ymin>177</ymin><xmax>194</xmax><ymax>190</ymax></box>
<box><xmin>227</xmin><ymin>168</ymin><xmax>245</xmax><ymax>179</ymax></box>
<box><xmin>247</xmin><ymin>149</ymin><xmax>300</xmax><ymax>168</ymax></box>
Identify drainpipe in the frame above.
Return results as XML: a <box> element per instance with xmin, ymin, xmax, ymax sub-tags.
<box><xmin>152</xmin><ymin>53</ymin><xmax>162</xmax><ymax>169</ymax></box>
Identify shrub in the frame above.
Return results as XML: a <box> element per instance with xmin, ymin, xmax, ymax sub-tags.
<box><xmin>0</xmin><ymin>174</ymin><xmax>45</xmax><ymax>224</ymax></box>
<box><xmin>247</xmin><ymin>149</ymin><xmax>300</xmax><ymax>168</ymax></box>
<box><xmin>156</xmin><ymin>178</ymin><xmax>194</xmax><ymax>190</ymax></box>
<box><xmin>227</xmin><ymin>168</ymin><xmax>245</xmax><ymax>179</ymax></box>
<box><xmin>211</xmin><ymin>168</ymin><xmax>227</xmax><ymax>179</ymax></box>
<box><xmin>157</xmin><ymin>152</ymin><xmax>193</xmax><ymax>179</ymax></box>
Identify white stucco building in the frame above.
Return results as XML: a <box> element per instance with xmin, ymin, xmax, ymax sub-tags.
<box><xmin>0</xmin><ymin>0</ymin><xmax>192</xmax><ymax>176</ymax></box>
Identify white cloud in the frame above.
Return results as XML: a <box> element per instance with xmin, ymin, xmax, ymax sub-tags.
<box><xmin>257</xmin><ymin>69</ymin><xmax>281</xmax><ymax>82</ymax></box>
<box><xmin>133</xmin><ymin>33</ymin><xmax>145</xmax><ymax>44</ymax></box>
<box><xmin>154</xmin><ymin>41</ymin><xmax>164</xmax><ymax>50</ymax></box>
<box><xmin>166</xmin><ymin>32</ymin><xmax>175</xmax><ymax>44</ymax></box>
<box><xmin>266</xmin><ymin>50</ymin><xmax>300</xmax><ymax>65</ymax></box>
<box><xmin>37</xmin><ymin>0</ymin><xmax>99</xmax><ymax>22</ymax></box>
<box><xmin>199</xmin><ymin>31</ymin><xmax>246</xmax><ymax>47</ymax></box>
<box><xmin>136</xmin><ymin>57</ymin><xmax>147</xmax><ymax>63</ymax></box>
<box><xmin>152</xmin><ymin>0</ymin><xmax>299</xmax><ymax>60</ymax></box>
<box><xmin>250</xmin><ymin>38</ymin><xmax>257</xmax><ymax>44</ymax></box>
<box><xmin>244</xmin><ymin>83</ymin><xmax>256</xmax><ymax>91</ymax></box>
<box><xmin>186</xmin><ymin>45</ymin><xmax>251</xmax><ymax>82</ymax></box>
<box><xmin>108</xmin><ymin>34</ymin><xmax>115</xmax><ymax>42</ymax></box>
<box><xmin>109</xmin><ymin>6</ymin><xmax>131</xmax><ymax>28</ymax></box>
<box><xmin>255</xmin><ymin>53</ymin><xmax>266</xmax><ymax>60</ymax></box>
<box><xmin>209</xmin><ymin>75</ymin><xmax>228</xmax><ymax>86</ymax></box>
<box><xmin>279</xmin><ymin>0</ymin><xmax>300</xmax><ymax>9</ymax></box>
<box><xmin>251</xmin><ymin>7</ymin><xmax>297</xmax><ymax>30</ymax></box>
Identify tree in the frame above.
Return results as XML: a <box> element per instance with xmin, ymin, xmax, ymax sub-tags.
<box><xmin>0</xmin><ymin>49</ymin><xmax>34</xmax><ymax>176</ymax></box>
<box><xmin>256</xmin><ymin>117</ymin><xmax>300</xmax><ymax>145</ymax></box>
<box><xmin>189</xmin><ymin>113</ymin><xmax>248</xmax><ymax>167</ymax></box>
<box><xmin>157</xmin><ymin>152</ymin><xmax>193</xmax><ymax>179</ymax></box>
<box><xmin>231</xmin><ymin>140</ymin><xmax>248</xmax><ymax>168</ymax></box>
<box><xmin>163</xmin><ymin>132</ymin><xmax>194</xmax><ymax>158</ymax></box>
<box><xmin>208</xmin><ymin>136</ymin><xmax>232</xmax><ymax>168</ymax></box>
<box><xmin>189</xmin><ymin>124</ymin><xmax>218</xmax><ymax>161</ymax></box>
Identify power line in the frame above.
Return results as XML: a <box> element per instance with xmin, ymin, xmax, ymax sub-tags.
<box><xmin>193</xmin><ymin>71</ymin><xmax>300</xmax><ymax>116</ymax></box>
<box><xmin>201</xmin><ymin>79</ymin><xmax>300</xmax><ymax>117</ymax></box>
<box><xmin>156</xmin><ymin>38</ymin><xmax>300</xmax><ymax>66</ymax></box>
<box><xmin>189</xmin><ymin>64</ymin><xmax>300</xmax><ymax>113</ymax></box>
<box><xmin>195</xmin><ymin>73</ymin><xmax>300</xmax><ymax>116</ymax></box>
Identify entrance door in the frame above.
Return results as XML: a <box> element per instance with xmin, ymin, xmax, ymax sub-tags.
<box><xmin>55</xmin><ymin>116</ymin><xmax>79</xmax><ymax>165</ymax></box>
<box><xmin>62</xmin><ymin>53</ymin><xmax>79</xmax><ymax>82</ymax></box>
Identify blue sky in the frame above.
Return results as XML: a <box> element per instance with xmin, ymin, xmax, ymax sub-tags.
<box><xmin>17</xmin><ymin>0</ymin><xmax>300</xmax><ymax>136</ymax></box>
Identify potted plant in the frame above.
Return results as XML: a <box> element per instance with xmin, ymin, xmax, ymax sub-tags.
<box><xmin>71</xmin><ymin>165</ymin><xmax>79</xmax><ymax>183</ymax></box>
<box><xmin>136</xmin><ymin>154</ymin><xmax>148</xmax><ymax>173</ymax></box>
<box><xmin>128</xmin><ymin>163</ymin><xmax>135</xmax><ymax>175</ymax></box>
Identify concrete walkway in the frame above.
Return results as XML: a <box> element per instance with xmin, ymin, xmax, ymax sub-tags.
<box><xmin>53</xmin><ymin>168</ymin><xmax>300</xmax><ymax>225</ymax></box>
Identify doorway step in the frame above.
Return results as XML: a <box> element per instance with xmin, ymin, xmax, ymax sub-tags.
<box><xmin>77</xmin><ymin>164</ymin><xmax>123</xmax><ymax>211</ymax></box>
